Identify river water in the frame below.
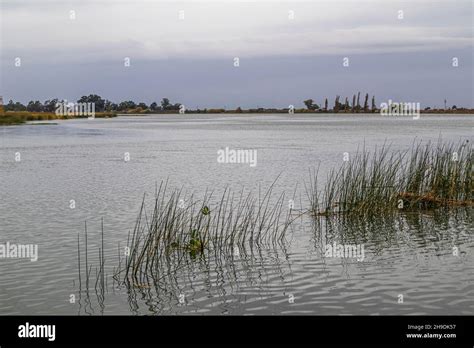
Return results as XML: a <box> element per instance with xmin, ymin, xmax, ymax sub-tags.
<box><xmin>0</xmin><ymin>114</ymin><xmax>472</xmax><ymax>315</ymax></box>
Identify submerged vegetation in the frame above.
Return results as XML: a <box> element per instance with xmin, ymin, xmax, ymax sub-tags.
<box><xmin>308</xmin><ymin>140</ymin><xmax>473</xmax><ymax>218</ymax></box>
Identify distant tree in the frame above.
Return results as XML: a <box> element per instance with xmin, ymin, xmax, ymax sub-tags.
<box><xmin>5</xmin><ymin>100</ymin><xmax>27</xmax><ymax>111</ymax></box>
<box><xmin>161</xmin><ymin>98</ymin><xmax>171</xmax><ymax>110</ymax></box>
<box><xmin>104</xmin><ymin>100</ymin><xmax>113</xmax><ymax>111</ymax></box>
<box><xmin>103</xmin><ymin>99</ymin><xmax>109</xmax><ymax>110</ymax></box>
<box><xmin>77</xmin><ymin>94</ymin><xmax>105</xmax><ymax>112</ymax></box>
<box><xmin>5</xmin><ymin>100</ymin><xmax>14</xmax><ymax>111</ymax></box>
<box><xmin>172</xmin><ymin>103</ymin><xmax>181</xmax><ymax>111</ymax></box>
<box><xmin>138</xmin><ymin>102</ymin><xmax>148</xmax><ymax>109</ymax></box>
<box><xmin>26</xmin><ymin>100</ymin><xmax>44</xmax><ymax>112</ymax></box>
<box><xmin>324</xmin><ymin>98</ymin><xmax>328</xmax><ymax>111</ymax></box>
<box><xmin>356</xmin><ymin>92</ymin><xmax>361</xmax><ymax>112</ymax></box>
<box><xmin>150</xmin><ymin>102</ymin><xmax>158</xmax><ymax>111</ymax></box>
<box><xmin>303</xmin><ymin>99</ymin><xmax>319</xmax><ymax>111</ymax></box>
<box><xmin>43</xmin><ymin>99</ymin><xmax>58</xmax><ymax>112</ymax></box>
<box><xmin>452</xmin><ymin>105</ymin><xmax>457</xmax><ymax>110</ymax></box>
<box><xmin>344</xmin><ymin>97</ymin><xmax>349</xmax><ymax>111</ymax></box>
<box><xmin>371</xmin><ymin>96</ymin><xmax>376</xmax><ymax>112</ymax></box>
<box><xmin>16</xmin><ymin>101</ymin><xmax>27</xmax><ymax>111</ymax></box>
<box><xmin>118</xmin><ymin>101</ymin><xmax>136</xmax><ymax>111</ymax></box>
<box><xmin>236</xmin><ymin>106</ymin><xmax>243</xmax><ymax>113</ymax></box>
<box><xmin>363</xmin><ymin>93</ymin><xmax>369</xmax><ymax>112</ymax></box>
<box><xmin>333</xmin><ymin>96</ymin><xmax>341</xmax><ymax>113</ymax></box>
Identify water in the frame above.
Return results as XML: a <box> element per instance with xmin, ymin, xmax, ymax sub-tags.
<box><xmin>0</xmin><ymin>114</ymin><xmax>472</xmax><ymax>315</ymax></box>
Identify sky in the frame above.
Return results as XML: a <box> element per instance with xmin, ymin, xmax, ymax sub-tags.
<box><xmin>0</xmin><ymin>0</ymin><xmax>473</xmax><ymax>108</ymax></box>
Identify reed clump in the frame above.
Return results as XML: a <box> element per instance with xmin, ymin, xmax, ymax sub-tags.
<box><xmin>309</xmin><ymin>140</ymin><xmax>473</xmax><ymax>217</ymax></box>
<box><xmin>118</xmin><ymin>181</ymin><xmax>293</xmax><ymax>286</ymax></box>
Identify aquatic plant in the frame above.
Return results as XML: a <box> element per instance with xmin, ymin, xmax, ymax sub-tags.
<box><xmin>309</xmin><ymin>140</ymin><xmax>473</xmax><ymax>217</ymax></box>
<box><xmin>117</xmin><ymin>181</ymin><xmax>294</xmax><ymax>285</ymax></box>
<box><xmin>76</xmin><ymin>219</ymin><xmax>108</xmax><ymax>314</ymax></box>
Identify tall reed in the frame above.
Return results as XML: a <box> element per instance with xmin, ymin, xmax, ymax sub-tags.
<box><xmin>309</xmin><ymin>140</ymin><xmax>473</xmax><ymax>217</ymax></box>
<box><xmin>117</xmin><ymin>181</ymin><xmax>294</xmax><ymax>286</ymax></box>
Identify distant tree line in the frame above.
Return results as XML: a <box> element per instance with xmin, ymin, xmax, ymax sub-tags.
<box><xmin>304</xmin><ymin>92</ymin><xmax>378</xmax><ymax>113</ymax></box>
<box><xmin>3</xmin><ymin>95</ymin><xmax>182</xmax><ymax>113</ymax></box>
<box><xmin>2</xmin><ymin>93</ymin><xmax>468</xmax><ymax>114</ymax></box>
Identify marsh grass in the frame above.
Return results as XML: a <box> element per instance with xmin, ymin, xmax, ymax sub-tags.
<box><xmin>309</xmin><ymin>140</ymin><xmax>473</xmax><ymax>218</ymax></box>
<box><xmin>0</xmin><ymin>111</ymin><xmax>117</xmax><ymax>125</ymax></box>
<box><xmin>0</xmin><ymin>114</ymin><xmax>26</xmax><ymax>125</ymax></box>
<box><xmin>117</xmin><ymin>180</ymin><xmax>295</xmax><ymax>286</ymax></box>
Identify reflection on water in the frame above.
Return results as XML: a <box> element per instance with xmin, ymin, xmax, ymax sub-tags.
<box><xmin>0</xmin><ymin>114</ymin><xmax>472</xmax><ymax>315</ymax></box>
<box><xmin>75</xmin><ymin>208</ymin><xmax>473</xmax><ymax>315</ymax></box>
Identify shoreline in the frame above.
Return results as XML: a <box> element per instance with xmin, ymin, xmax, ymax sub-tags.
<box><xmin>0</xmin><ymin>111</ymin><xmax>117</xmax><ymax>125</ymax></box>
<box><xmin>120</xmin><ymin>108</ymin><xmax>474</xmax><ymax>115</ymax></box>
<box><xmin>1</xmin><ymin>109</ymin><xmax>473</xmax><ymax>126</ymax></box>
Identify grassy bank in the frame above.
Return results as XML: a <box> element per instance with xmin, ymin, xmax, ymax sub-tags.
<box><xmin>0</xmin><ymin>111</ymin><xmax>117</xmax><ymax>125</ymax></box>
<box><xmin>0</xmin><ymin>114</ymin><xmax>26</xmax><ymax>125</ymax></box>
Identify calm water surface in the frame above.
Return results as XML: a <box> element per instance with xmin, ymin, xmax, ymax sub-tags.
<box><xmin>0</xmin><ymin>114</ymin><xmax>472</xmax><ymax>315</ymax></box>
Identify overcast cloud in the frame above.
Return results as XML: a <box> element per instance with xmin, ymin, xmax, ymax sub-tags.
<box><xmin>1</xmin><ymin>0</ymin><xmax>472</xmax><ymax>107</ymax></box>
